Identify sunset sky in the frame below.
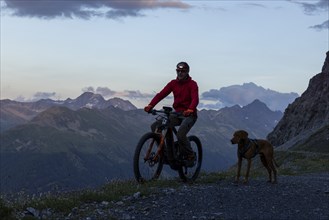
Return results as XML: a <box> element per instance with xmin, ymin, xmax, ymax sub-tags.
<box><xmin>1</xmin><ymin>0</ymin><xmax>328</xmax><ymax>108</ymax></box>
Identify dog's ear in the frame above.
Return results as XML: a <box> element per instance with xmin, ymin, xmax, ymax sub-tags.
<box><xmin>241</xmin><ymin>130</ymin><xmax>248</xmax><ymax>139</ymax></box>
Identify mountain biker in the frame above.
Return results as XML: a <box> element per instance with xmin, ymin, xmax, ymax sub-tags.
<box><xmin>144</xmin><ymin>61</ymin><xmax>199</xmax><ymax>166</ymax></box>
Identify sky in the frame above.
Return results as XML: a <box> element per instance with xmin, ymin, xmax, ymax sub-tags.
<box><xmin>1</xmin><ymin>0</ymin><xmax>328</xmax><ymax>109</ymax></box>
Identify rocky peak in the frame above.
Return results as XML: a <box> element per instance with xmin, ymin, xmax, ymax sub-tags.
<box><xmin>243</xmin><ymin>99</ymin><xmax>269</xmax><ymax>111</ymax></box>
<box><xmin>73</xmin><ymin>92</ymin><xmax>105</xmax><ymax>107</ymax></box>
<box><xmin>63</xmin><ymin>92</ymin><xmax>137</xmax><ymax>110</ymax></box>
<box><xmin>321</xmin><ymin>51</ymin><xmax>329</xmax><ymax>73</ymax></box>
<box><xmin>106</xmin><ymin>97</ymin><xmax>137</xmax><ymax>111</ymax></box>
<box><xmin>267</xmin><ymin>51</ymin><xmax>329</xmax><ymax>148</ymax></box>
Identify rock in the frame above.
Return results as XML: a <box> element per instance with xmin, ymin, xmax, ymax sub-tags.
<box><xmin>133</xmin><ymin>192</ymin><xmax>141</xmax><ymax>199</ymax></box>
<box><xmin>25</xmin><ymin>207</ymin><xmax>39</xmax><ymax>217</ymax></box>
<box><xmin>101</xmin><ymin>201</ymin><xmax>109</xmax><ymax>206</ymax></box>
<box><xmin>267</xmin><ymin>51</ymin><xmax>329</xmax><ymax>149</ymax></box>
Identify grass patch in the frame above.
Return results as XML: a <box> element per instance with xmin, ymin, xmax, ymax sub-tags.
<box><xmin>197</xmin><ymin>171</ymin><xmax>234</xmax><ymax>184</ymax></box>
<box><xmin>217</xmin><ymin>149</ymin><xmax>329</xmax><ymax>179</ymax></box>
<box><xmin>0</xmin><ymin>198</ymin><xmax>14</xmax><ymax>220</ymax></box>
<box><xmin>0</xmin><ymin>178</ymin><xmax>183</xmax><ymax>217</ymax></box>
<box><xmin>274</xmin><ymin>150</ymin><xmax>329</xmax><ymax>174</ymax></box>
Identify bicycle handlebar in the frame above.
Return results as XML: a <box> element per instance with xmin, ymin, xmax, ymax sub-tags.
<box><xmin>148</xmin><ymin>107</ymin><xmax>184</xmax><ymax>118</ymax></box>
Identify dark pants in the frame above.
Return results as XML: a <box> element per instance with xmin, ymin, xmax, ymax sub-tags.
<box><xmin>151</xmin><ymin>114</ymin><xmax>197</xmax><ymax>156</ymax></box>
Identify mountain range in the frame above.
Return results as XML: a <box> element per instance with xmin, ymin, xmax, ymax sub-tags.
<box><xmin>1</xmin><ymin>82</ymin><xmax>297</xmax><ymax>133</ymax></box>
<box><xmin>0</xmin><ymin>99</ymin><xmax>282</xmax><ymax>193</ymax></box>
<box><xmin>0</xmin><ymin>92</ymin><xmax>136</xmax><ymax>132</ymax></box>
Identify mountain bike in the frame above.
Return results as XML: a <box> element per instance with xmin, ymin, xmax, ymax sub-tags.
<box><xmin>133</xmin><ymin>106</ymin><xmax>202</xmax><ymax>183</ymax></box>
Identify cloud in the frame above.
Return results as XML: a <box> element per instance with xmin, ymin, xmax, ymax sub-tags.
<box><xmin>290</xmin><ymin>0</ymin><xmax>329</xmax><ymax>31</ymax></box>
<box><xmin>122</xmin><ymin>90</ymin><xmax>152</xmax><ymax>99</ymax></box>
<box><xmin>310</xmin><ymin>20</ymin><xmax>329</xmax><ymax>30</ymax></box>
<box><xmin>200</xmin><ymin>82</ymin><xmax>299</xmax><ymax>111</ymax></box>
<box><xmin>32</xmin><ymin>91</ymin><xmax>57</xmax><ymax>100</ymax></box>
<box><xmin>82</xmin><ymin>86</ymin><xmax>154</xmax><ymax>100</ymax></box>
<box><xmin>79</xmin><ymin>86</ymin><xmax>175</xmax><ymax>108</ymax></box>
<box><xmin>95</xmin><ymin>87</ymin><xmax>116</xmax><ymax>97</ymax></box>
<box><xmin>82</xmin><ymin>86</ymin><xmax>95</xmax><ymax>93</ymax></box>
<box><xmin>240</xmin><ymin>3</ymin><xmax>267</xmax><ymax>9</ymax></box>
<box><xmin>297</xmin><ymin>0</ymin><xmax>328</xmax><ymax>15</ymax></box>
<box><xmin>198</xmin><ymin>100</ymin><xmax>225</xmax><ymax>110</ymax></box>
<box><xmin>201</xmin><ymin>89</ymin><xmax>222</xmax><ymax>101</ymax></box>
<box><xmin>2</xmin><ymin>0</ymin><xmax>191</xmax><ymax>19</ymax></box>
<box><xmin>14</xmin><ymin>91</ymin><xmax>57</xmax><ymax>102</ymax></box>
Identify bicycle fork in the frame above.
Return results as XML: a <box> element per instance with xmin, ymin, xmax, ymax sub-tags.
<box><xmin>144</xmin><ymin>130</ymin><xmax>167</xmax><ymax>163</ymax></box>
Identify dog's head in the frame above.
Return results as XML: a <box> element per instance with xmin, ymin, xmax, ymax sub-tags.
<box><xmin>230</xmin><ymin>130</ymin><xmax>248</xmax><ymax>144</ymax></box>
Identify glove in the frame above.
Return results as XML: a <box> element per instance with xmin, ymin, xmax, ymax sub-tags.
<box><xmin>144</xmin><ymin>104</ymin><xmax>153</xmax><ymax>113</ymax></box>
<box><xmin>183</xmin><ymin>109</ymin><xmax>194</xmax><ymax>117</ymax></box>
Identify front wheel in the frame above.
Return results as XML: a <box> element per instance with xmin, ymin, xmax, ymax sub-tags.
<box><xmin>178</xmin><ymin>135</ymin><xmax>203</xmax><ymax>182</ymax></box>
<box><xmin>133</xmin><ymin>132</ymin><xmax>164</xmax><ymax>183</ymax></box>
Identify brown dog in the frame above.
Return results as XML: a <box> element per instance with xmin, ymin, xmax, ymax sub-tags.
<box><xmin>230</xmin><ymin>130</ymin><xmax>278</xmax><ymax>184</ymax></box>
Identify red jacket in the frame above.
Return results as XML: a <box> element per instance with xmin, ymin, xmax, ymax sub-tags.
<box><xmin>149</xmin><ymin>76</ymin><xmax>199</xmax><ymax>114</ymax></box>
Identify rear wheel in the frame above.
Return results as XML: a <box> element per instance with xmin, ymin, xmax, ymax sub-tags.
<box><xmin>178</xmin><ymin>135</ymin><xmax>203</xmax><ymax>182</ymax></box>
<box><xmin>133</xmin><ymin>132</ymin><xmax>164</xmax><ymax>183</ymax></box>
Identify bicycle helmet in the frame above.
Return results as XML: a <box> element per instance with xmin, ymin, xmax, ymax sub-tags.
<box><xmin>176</xmin><ymin>62</ymin><xmax>190</xmax><ymax>73</ymax></box>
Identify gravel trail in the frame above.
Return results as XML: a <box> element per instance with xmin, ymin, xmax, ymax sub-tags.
<box><xmin>47</xmin><ymin>172</ymin><xmax>329</xmax><ymax>220</ymax></box>
<box><xmin>16</xmin><ymin>172</ymin><xmax>329</xmax><ymax>219</ymax></box>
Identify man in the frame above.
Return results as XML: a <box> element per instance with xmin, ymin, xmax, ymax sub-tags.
<box><xmin>144</xmin><ymin>61</ymin><xmax>199</xmax><ymax>166</ymax></box>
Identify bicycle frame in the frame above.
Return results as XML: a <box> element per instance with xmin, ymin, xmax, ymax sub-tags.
<box><xmin>144</xmin><ymin>114</ymin><xmax>177</xmax><ymax>164</ymax></box>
